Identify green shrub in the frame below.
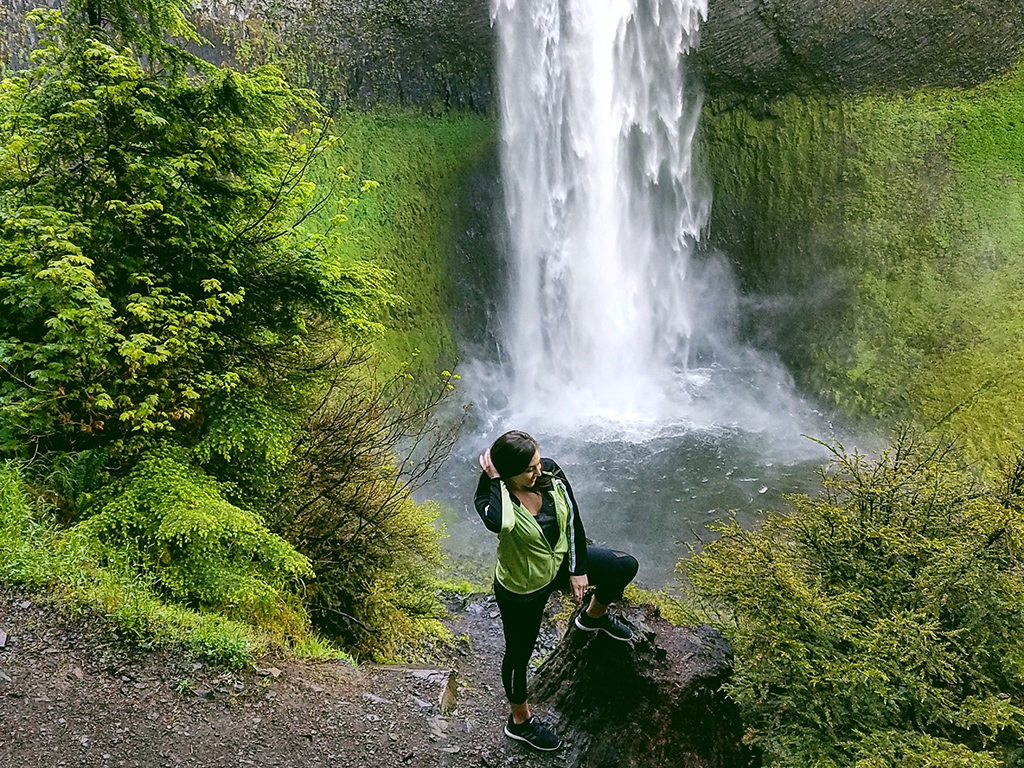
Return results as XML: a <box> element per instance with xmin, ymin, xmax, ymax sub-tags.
<box><xmin>78</xmin><ymin>448</ymin><xmax>312</xmax><ymax>632</ymax></box>
<box><xmin>686</xmin><ymin>433</ymin><xmax>1024</xmax><ymax>767</ymax></box>
<box><xmin>0</xmin><ymin>5</ymin><xmax>460</xmax><ymax>665</ymax></box>
<box><xmin>264</xmin><ymin>359</ymin><xmax>459</xmax><ymax>660</ymax></box>
<box><xmin>0</xmin><ymin>9</ymin><xmax>394</xmax><ymax>458</ymax></box>
<box><xmin>1</xmin><ymin>460</ymin><xmax>270</xmax><ymax>667</ymax></box>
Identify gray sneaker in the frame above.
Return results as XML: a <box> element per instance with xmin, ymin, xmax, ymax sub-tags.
<box><xmin>504</xmin><ymin>715</ymin><xmax>562</xmax><ymax>751</ymax></box>
<box><xmin>574</xmin><ymin>609</ymin><xmax>633</xmax><ymax>641</ymax></box>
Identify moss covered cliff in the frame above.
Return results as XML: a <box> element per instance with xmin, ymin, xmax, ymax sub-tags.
<box><xmin>704</xmin><ymin>63</ymin><xmax>1024</xmax><ymax>466</ymax></box>
<box><xmin>304</xmin><ymin>109</ymin><xmax>495</xmax><ymax>373</ymax></box>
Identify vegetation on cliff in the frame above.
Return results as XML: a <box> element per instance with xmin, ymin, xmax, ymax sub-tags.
<box><xmin>303</xmin><ymin>109</ymin><xmax>494</xmax><ymax>377</ymax></box>
<box><xmin>704</xmin><ymin>63</ymin><xmax>1024</xmax><ymax>470</ymax></box>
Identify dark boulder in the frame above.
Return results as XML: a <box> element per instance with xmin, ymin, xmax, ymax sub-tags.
<box><xmin>530</xmin><ymin>604</ymin><xmax>750</xmax><ymax>768</ymax></box>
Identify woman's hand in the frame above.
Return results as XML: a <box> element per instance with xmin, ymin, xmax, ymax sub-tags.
<box><xmin>479</xmin><ymin>448</ymin><xmax>500</xmax><ymax>479</ymax></box>
<box><xmin>569</xmin><ymin>574</ymin><xmax>589</xmax><ymax>604</ymax></box>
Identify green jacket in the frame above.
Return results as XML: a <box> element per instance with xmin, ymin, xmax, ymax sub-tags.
<box><xmin>494</xmin><ymin>479</ymin><xmax>574</xmax><ymax>594</ymax></box>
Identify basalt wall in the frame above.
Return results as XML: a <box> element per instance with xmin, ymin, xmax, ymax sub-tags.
<box><xmin>5</xmin><ymin>1</ymin><xmax>1023</xmax><ymax>107</ymax></box>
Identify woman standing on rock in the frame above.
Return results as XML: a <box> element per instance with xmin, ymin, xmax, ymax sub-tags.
<box><xmin>475</xmin><ymin>429</ymin><xmax>639</xmax><ymax>751</ymax></box>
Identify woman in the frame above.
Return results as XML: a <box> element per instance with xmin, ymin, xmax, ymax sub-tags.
<box><xmin>475</xmin><ymin>430</ymin><xmax>639</xmax><ymax>751</ymax></box>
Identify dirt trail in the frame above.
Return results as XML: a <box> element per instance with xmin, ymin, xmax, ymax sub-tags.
<box><xmin>0</xmin><ymin>587</ymin><xmax>572</xmax><ymax>768</ymax></box>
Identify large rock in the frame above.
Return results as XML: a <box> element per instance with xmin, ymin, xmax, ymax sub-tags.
<box><xmin>531</xmin><ymin>605</ymin><xmax>749</xmax><ymax>768</ymax></box>
<box><xmin>189</xmin><ymin>0</ymin><xmax>495</xmax><ymax>109</ymax></box>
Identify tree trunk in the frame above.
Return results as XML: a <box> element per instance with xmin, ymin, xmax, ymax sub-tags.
<box><xmin>531</xmin><ymin>604</ymin><xmax>753</xmax><ymax>768</ymax></box>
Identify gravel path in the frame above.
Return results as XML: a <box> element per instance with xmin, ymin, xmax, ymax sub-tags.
<box><xmin>0</xmin><ymin>587</ymin><xmax>574</xmax><ymax>768</ymax></box>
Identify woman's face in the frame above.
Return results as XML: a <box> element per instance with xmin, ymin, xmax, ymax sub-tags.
<box><xmin>507</xmin><ymin>449</ymin><xmax>542</xmax><ymax>491</ymax></box>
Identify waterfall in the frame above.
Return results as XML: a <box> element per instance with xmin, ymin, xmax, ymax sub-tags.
<box><xmin>491</xmin><ymin>0</ymin><xmax>711</xmax><ymax>426</ymax></box>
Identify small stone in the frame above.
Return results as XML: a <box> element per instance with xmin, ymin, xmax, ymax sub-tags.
<box><xmin>427</xmin><ymin>716</ymin><xmax>448</xmax><ymax>740</ymax></box>
<box><xmin>439</xmin><ymin>671</ymin><xmax>458</xmax><ymax>715</ymax></box>
<box><xmin>19</xmin><ymin>601</ymin><xmax>30</xmax><ymax>610</ymax></box>
<box><xmin>193</xmin><ymin>689</ymin><xmax>213</xmax><ymax>700</ymax></box>
<box><xmin>411</xmin><ymin>696</ymin><xmax>431</xmax><ymax>709</ymax></box>
<box><xmin>362</xmin><ymin>693</ymin><xmax>392</xmax><ymax>705</ymax></box>
<box><xmin>440</xmin><ymin>746</ymin><xmax>461</xmax><ymax>754</ymax></box>
<box><xmin>0</xmin><ymin>670</ymin><xmax>12</xmax><ymax>683</ymax></box>
<box><xmin>69</xmin><ymin>667</ymin><xmax>84</xmax><ymax>681</ymax></box>
<box><xmin>366</xmin><ymin>714</ymin><xmax>380</xmax><ymax>722</ymax></box>
<box><xmin>266</xmin><ymin>667</ymin><xmax>282</xmax><ymax>679</ymax></box>
<box><xmin>488</xmin><ymin>610</ymin><xmax>499</xmax><ymax>619</ymax></box>
<box><xmin>0</xmin><ymin>629</ymin><xmax>7</xmax><ymax>648</ymax></box>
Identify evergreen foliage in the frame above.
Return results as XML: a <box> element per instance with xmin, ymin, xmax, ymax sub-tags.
<box><xmin>79</xmin><ymin>447</ymin><xmax>312</xmax><ymax>630</ymax></box>
<box><xmin>0</xmin><ymin>459</ymin><xmax>271</xmax><ymax>667</ymax></box>
<box><xmin>0</xmin><ymin>5</ymin><xmax>457</xmax><ymax>662</ymax></box>
<box><xmin>686</xmin><ymin>434</ymin><xmax>1024</xmax><ymax>767</ymax></box>
<box><xmin>0</xmin><ymin>9</ymin><xmax>393</xmax><ymax>456</ymax></box>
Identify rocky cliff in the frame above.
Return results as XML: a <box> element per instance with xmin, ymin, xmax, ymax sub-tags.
<box><xmin>193</xmin><ymin>0</ymin><xmax>1024</xmax><ymax>107</ymax></box>
<box><xmin>5</xmin><ymin>1</ymin><xmax>1023</xmax><ymax>107</ymax></box>
<box><xmin>699</xmin><ymin>0</ymin><xmax>1024</xmax><ymax>98</ymax></box>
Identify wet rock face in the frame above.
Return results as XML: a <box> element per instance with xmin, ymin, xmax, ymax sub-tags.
<box><xmin>531</xmin><ymin>605</ymin><xmax>749</xmax><ymax>768</ymax></box>
<box><xmin>3</xmin><ymin>1</ymin><xmax>1022</xmax><ymax>103</ymax></box>
<box><xmin>1</xmin><ymin>0</ymin><xmax>61</xmax><ymax>69</ymax></box>
<box><xmin>191</xmin><ymin>0</ymin><xmax>496</xmax><ymax>110</ymax></box>
<box><xmin>698</xmin><ymin>0</ymin><xmax>1024</xmax><ymax>97</ymax></box>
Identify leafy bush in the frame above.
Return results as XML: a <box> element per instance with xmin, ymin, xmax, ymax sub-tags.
<box><xmin>1</xmin><ymin>460</ymin><xmax>270</xmax><ymax>667</ymax></box>
<box><xmin>78</xmin><ymin>448</ymin><xmax>312</xmax><ymax>631</ymax></box>
<box><xmin>686</xmin><ymin>434</ymin><xmax>1024</xmax><ymax>767</ymax></box>
<box><xmin>0</xmin><ymin>4</ymin><xmax>461</xmax><ymax>664</ymax></box>
<box><xmin>263</xmin><ymin>355</ymin><xmax>461</xmax><ymax>660</ymax></box>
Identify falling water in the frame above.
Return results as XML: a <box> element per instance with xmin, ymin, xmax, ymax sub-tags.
<box><xmin>493</xmin><ymin>0</ymin><xmax>710</xmax><ymax>424</ymax></box>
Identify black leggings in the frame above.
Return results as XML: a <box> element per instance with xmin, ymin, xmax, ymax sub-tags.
<box><xmin>494</xmin><ymin>546</ymin><xmax>639</xmax><ymax>705</ymax></box>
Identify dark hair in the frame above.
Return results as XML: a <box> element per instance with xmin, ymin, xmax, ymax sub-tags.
<box><xmin>490</xmin><ymin>430</ymin><xmax>539</xmax><ymax>480</ymax></box>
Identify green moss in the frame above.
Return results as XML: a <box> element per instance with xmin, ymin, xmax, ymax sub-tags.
<box><xmin>305</xmin><ymin>109</ymin><xmax>496</xmax><ymax>376</ymax></box>
<box><xmin>704</xmin><ymin>62</ymin><xmax>1024</xmax><ymax>468</ymax></box>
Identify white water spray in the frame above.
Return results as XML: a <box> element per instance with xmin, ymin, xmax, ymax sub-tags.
<box><xmin>492</xmin><ymin>0</ymin><xmax>710</xmax><ymax>426</ymax></box>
